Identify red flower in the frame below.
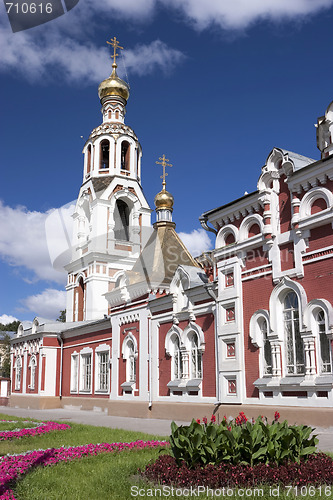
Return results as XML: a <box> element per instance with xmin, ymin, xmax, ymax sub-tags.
<box><xmin>211</xmin><ymin>414</ymin><xmax>216</xmax><ymax>423</ymax></box>
<box><xmin>203</xmin><ymin>416</ymin><xmax>208</xmax><ymax>425</ymax></box>
<box><xmin>196</xmin><ymin>419</ymin><xmax>201</xmax><ymax>424</ymax></box>
<box><xmin>274</xmin><ymin>411</ymin><xmax>280</xmax><ymax>421</ymax></box>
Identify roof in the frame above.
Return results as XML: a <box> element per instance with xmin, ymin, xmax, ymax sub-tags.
<box><xmin>127</xmin><ymin>222</ymin><xmax>200</xmax><ymax>289</ymax></box>
<box><xmin>279</xmin><ymin>149</ymin><xmax>315</xmax><ymax>171</ymax></box>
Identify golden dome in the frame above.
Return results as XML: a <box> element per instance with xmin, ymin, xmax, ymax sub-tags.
<box><xmin>98</xmin><ymin>63</ymin><xmax>130</xmax><ymax>102</ymax></box>
<box><xmin>154</xmin><ymin>188</ymin><xmax>174</xmax><ymax>210</ymax></box>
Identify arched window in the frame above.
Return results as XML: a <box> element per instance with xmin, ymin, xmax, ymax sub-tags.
<box><xmin>225</xmin><ymin>233</ymin><xmax>235</xmax><ymax>245</ymax></box>
<box><xmin>77</xmin><ymin>277</ymin><xmax>85</xmax><ymax>322</ymax></box>
<box><xmin>189</xmin><ymin>332</ymin><xmax>202</xmax><ymax>379</ymax></box>
<box><xmin>317</xmin><ymin>310</ymin><xmax>332</xmax><ymax>373</ymax></box>
<box><xmin>87</xmin><ymin>145</ymin><xmax>92</xmax><ymax>174</ymax></box>
<box><xmin>100</xmin><ymin>140</ymin><xmax>109</xmax><ymax>170</ymax></box>
<box><xmin>259</xmin><ymin>318</ymin><xmax>272</xmax><ymax>375</ymax></box>
<box><xmin>115</xmin><ymin>200</ymin><xmax>130</xmax><ymax>241</ymax></box>
<box><xmin>15</xmin><ymin>357</ymin><xmax>21</xmax><ymax>391</ymax></box>
<box><xmin>124</xmin><ymin>339</ymin><xmax>136</xmax><ymax>382</ymax></box>
<box><xmin>284</xmin><ymin>291</ymin><xmax>305</xmax><ymax>374</ymax></box>
<box><xmin>121</xmin><ymin>141</ymin><xmax>130</xmax><ymax>171</ymax></box>
<box><xmin>172</xmin><ymin>336</ymin><xmax>182</xmax><ymax>380</ymax></box>
<box><xmin>29</xmin><ymin>356</ymin><xmax>37</xmax><ymax>390</ymax></box>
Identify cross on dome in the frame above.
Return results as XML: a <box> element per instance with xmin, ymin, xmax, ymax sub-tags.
<box><xmin>106</xmin><ymin>36</ymin><xmax>124</xmax><ymax>66</ymax></box>
<box><xmin>156</xmin><ymin>154</ymin><xmax>173</xmax><ymax>190</ymax></box>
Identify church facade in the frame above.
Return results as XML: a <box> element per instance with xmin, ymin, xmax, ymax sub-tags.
<box><xmin>10</xmin><ymin>44</ymin><xmax>333</xmax><ymax>421</ymax></box>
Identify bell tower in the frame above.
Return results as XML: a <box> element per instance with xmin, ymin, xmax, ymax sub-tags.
<box><xmin>65</xmin><ymin>38</ymin><xmax>152</xmax><ymax>322</ymax></box>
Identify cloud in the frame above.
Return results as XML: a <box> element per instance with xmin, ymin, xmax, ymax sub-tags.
<box><xmin>178</xmin><ymin>228</ymin><xmax>212</xmax><ymax>257</ymax></box>
<box><xmin>0</xmin><ymin>21</ymin><xmax>185</xmax><ymax>83</ymax></box>
<box><xmin>0</xmin><ymin>200</ymin><xmax>73</xmax><ymax>284</ymax></box>
<box><xmin>159</xmin><ymin>0</ymin><xmax>333</xmax><ymax>30</ymax></box>
<box><xmin>21</xmin><ymin>288</ymin><xmax>67</xmax><ymax>320</ymax></box>
<box><xmin>0</xmin><ymin>314</ymin><xmax>19</xmax><ymax>325</ymax></box>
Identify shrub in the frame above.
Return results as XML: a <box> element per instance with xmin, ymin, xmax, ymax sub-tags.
<box><xmin>142</xmin><ymin>453</ymin><xmax>333</xmax><ymax>488</ymax></box>
<box><xmin>169</xmin><ymin>413</ymin><xmax>318</xmax><ymax>468</ymax></box>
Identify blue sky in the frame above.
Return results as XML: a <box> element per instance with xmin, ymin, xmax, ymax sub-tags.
<box><xmin>1</xmin><ymin>0</ymin><xmax>333</xmax><ymax>323</ymax></box>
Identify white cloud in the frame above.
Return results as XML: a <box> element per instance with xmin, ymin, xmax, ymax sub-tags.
<box><xmin>0</xmin><ymin>20</ymin><xmax>185</xmax><ymax>83</ymax></box>
<box><xmin>0</xmin><ymin>314</ymin><xmax>19</xmax><ymax>325</ymax></box>
<box><xmin>178</xmin><ymin>228</ymin><xmax>212</xmax><ymax>257</ymax></box>
<box><xmin>1</xmin><ymin>0</ymin><xmax>330</xmax><ymax>82</ymax></box>
<box><xmin>159</xmin><ymin>0</ymin><xmax>333</xmax><ymax>30</ymax></box>
<box><xmin>0</xmin><ymin>200</ymin><xmax>73</xmax><ymax>284</ymax></box>
<box><xmin>21</xmin><ymin>288</ymin><xmax>67</xmax><ymax>320</ymax></box>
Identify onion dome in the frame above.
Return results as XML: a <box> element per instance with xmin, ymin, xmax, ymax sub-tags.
<box><xmin>154</xmin><ymin>188</ymin><xmax>174</xmax><ymax>211</ymax></box>
<box><xmin>98</xmin><ymin>63</ymin><xmax>130</xmax><ymax>102</ymax></box>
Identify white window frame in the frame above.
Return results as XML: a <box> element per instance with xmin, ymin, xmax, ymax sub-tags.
<box><xmin>316</xmin><ymin>309</ymin><xmax>332</xmax><ymax>374</ymax></box>
<box><xmin>283</xmin><ymin>291</ymin><xmax>305</xmax><ymax>375</ymax></box>
<box><xmin>95</xmin><ymin>344</ymin><xmax>110</xmax><ymax>393</ymax></box>
<box><xmin>80</xmin><ymin>348</ymin><xmax>93</xmax><ymax>393</ymax></box>
<box><xmin>70</xmin><ymin>352</ymin><xmax>79</xmax><ymax>393</ymax></box>
<box><xmin>15</xmin><ymin>356</ymin><xmax>22</xmax><ymax>391</ymax></box>
<box><xmin>28</xmin><ymin>355</ymin><xmax>37</xmax><ymax>390</ymax></box>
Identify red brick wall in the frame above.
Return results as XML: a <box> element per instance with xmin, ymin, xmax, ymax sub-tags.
<box><xmin>62</xmin><ymin>328</ymin><xmax>112</xmax><ymax>398</ymax></box>
<box><xmin>307</xmin><ymin>224</ymin><xmax>333</xmax><ymax>253</ymax></box>
<box><xmin>242</xmin><ymin>275</ymin><xmax>274</xmax><ymax>398</ymax></box>
<box><xmin>196</xmin><ymin>314</ymin><xmax>216</xmax><ymax>397</ymax></box>
<box><xmin>244</xmin><ymin>247</ymin><xmax>269</xmax><ymax>270</ymax></box>
<box><xmin>159</xmin><ymin>321</ymin><xmax>173</xmax><ymax>396</ymax></box>
<box><xmin>280</xmin><ymin>242</ymin><xmax>295</xmax><ymax>272</ymax></box>
<box><xmin>118</xmin><ymin>322</ymin><xmax>139</xmax><ymax>396</ymax></box>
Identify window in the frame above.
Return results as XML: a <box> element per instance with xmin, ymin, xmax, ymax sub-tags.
<box><xmin>97</xmin><ymin>352</ymin><xmax>109</xmax><ymax>391</ymax></box>
<box><xmin>260</xmin><ymin>318</ymin><xmax>272</xmax><ymax>375</ymax></box>
<box><xmin>226</xmin><ymin>306</ymin><xmax>235</xmax><ymax>322</ymax></box>
<box><xmin>225</xmin><ymin>272</ymin><xmax>234</xmax><ymax>288</ymax></box>
<box><xmin>71</xmin><ymin>354</ymin><xmax>78</xmax><ymax>392</ymax></box>
<box><xmin>29</xmin><ymin>356</ymin><xmax>36</xmax><ymax>390</ymax></box>
<box><xmin>284</xmin><ymin>292</ymin><xmax>304</xmax><ymax>375</ymax></box>
<box><xmin>121</xmin><ymin>141</ymin><xmax>130</xmax><ymax>170</ymax></box>
<box><xmin>87</xmin><ymin>145</ymin><xmax>92</xmax><ymax>174</ymax></box>
<box><xmin>226</xmin><ymin>342</ymin><xmax>236</xmax><ymax>358</ymax></box>
<box><xmin>15</xmin><ymin>357</ymin><xmax>21</xmax><ymax>391</ymax></box>
<box><xmin>81</xmin><ymin>354</ymin><xmax>92</xmax><ymax>391</ymax></box>
<box><xmin>127</xmin><ymin>340</ymin><xmax>136</xmax><ymax>382</ymax></box>
<box><xmin>228</xmin><ymin>379</ymin><xmax>237</xmax><ymax>394</ymax></box>
<box><xmin>172</xmin><ymin>336</ymin><xmax>182</xmax><ymax>380</ymax></box>
<box><xmin>189</xmin><ymin>333</ymin><xmax>202</xmax><ymax>378</ymax></box>
<box><xmin>99</xmin><ymin>140</ymin><xmax>109</xmax><ymax>169</ymax></box>
<box><xmin>317</xmin><ymin>310</ymin><xmax>332</xmax><ymax>373</ymax></box>
<box><xmin>115</xmin><ymin>200</ymin><xmax>130</xmax><ymax>241</ymax></box>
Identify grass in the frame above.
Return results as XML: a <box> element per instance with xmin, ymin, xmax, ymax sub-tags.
<box><xmin>1</xmin><ymin>413</ymin><xmax>332</xmax><ymax>500</ymax></box>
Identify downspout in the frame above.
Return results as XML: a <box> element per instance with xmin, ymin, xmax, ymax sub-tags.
<box><xmin>148</xmin><ymin>312</ymin><xmax>152</xmax><ymax>409</ymax></box>
<box><xmin>199</xmin><ymin>214</ymin><xmax>218</xmax><ymax>236</ymax></box>
<box><xmin>204</xmin><ymin>282</ymin><xmax>220</xmax><ymax>405</ymax></box>
<box><xmin>57</xmin><ymin>333</ymin><xmax>64</xmax><ymax>400</ymax></box>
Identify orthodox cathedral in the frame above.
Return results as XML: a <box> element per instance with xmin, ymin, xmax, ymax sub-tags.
<box><xmin>10</xmin><ymin>39</ymin><xmax>333</xmax><ymax>422</ymax></box>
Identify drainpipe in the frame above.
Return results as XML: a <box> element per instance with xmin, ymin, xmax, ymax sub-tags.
<box><xmin>57</xmin><ymin>333</ymin><xmax>64</xmax><ymax>400</ymax></box>
<box><xmin>204</xmin><ymin>282</ymin><xmax>220</xmax><ymax>405</ymax></box>
<box><xmin>148</xmin><ymin>312</ymin><xmax>152</xmax><ymax>409</ymax></box>
<box><xmin>199</xmin><ymin>214</ymin><xmax>217</xmax><ymax>236</ymax></box>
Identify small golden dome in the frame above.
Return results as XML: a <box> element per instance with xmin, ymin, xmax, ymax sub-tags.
<box><xmin>154</xmin><ymin>188</ymin><xmax>174</xmax><ymax>210</ymax></box>
<box><xmin>98</xmin><ymin>63</ymin><xmax>130</xmax><ymax>102</ymax></box>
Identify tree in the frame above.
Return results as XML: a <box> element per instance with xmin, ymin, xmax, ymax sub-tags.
<box><xmin>0</xmin><ymin>333</ymin><xmax>11</xmax><ymax>378</ymax></box>
<box><xmin>0</xmin><ymin>320</ymin><xmax>20</xmax><ymax>332</ymax></box>
<box><xmin>57</xmin><ymin>310</ymin><xmax>66</xmax><ymax>322</ymax></box>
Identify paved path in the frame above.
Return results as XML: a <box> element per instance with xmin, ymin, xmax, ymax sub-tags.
<box><xmin>1</xmin><ymin>406</ymin><xmax>333</xmax><ymax>453</ymax></box>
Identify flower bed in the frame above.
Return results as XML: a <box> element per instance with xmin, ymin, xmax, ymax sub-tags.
<box><xmin>142</xmin><ymin>453</ymin><xmax>333</xmax><ymax>489</ymax></box>
<box><xmin>0</xmin><ymin>421</ymin><xmax>70</xmax><ymax>441</ymax></box>
<box><xmin>0</xmin><ymin>440</ymin><xmax>168</xmax><ymax>499</ymax></box>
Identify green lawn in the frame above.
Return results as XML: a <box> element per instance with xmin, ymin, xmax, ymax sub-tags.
<box><xmin>0</xmin><ymin>413</ymin><xmax>332</xmax><ymax>500</ymax></box>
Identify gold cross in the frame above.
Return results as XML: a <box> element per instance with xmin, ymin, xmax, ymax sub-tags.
<box><xmin>156</xmin><ymin>154</ymin><xmax>172</xmax><ymax>189</ymax></box>
<box><xmin>106</xmin><ymin>37</ymin><xmax>124</xmax><ymax>65</ymax></box>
